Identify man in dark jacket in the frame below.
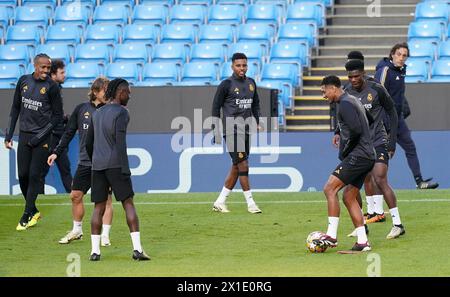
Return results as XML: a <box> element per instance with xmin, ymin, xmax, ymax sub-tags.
<box><xmin>375</xmin><ymin>43</ymin><xmax>438</xmax><ymax>189</ymax></box>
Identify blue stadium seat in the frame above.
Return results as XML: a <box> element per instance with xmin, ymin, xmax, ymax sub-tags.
<box><xmin>151</xmin><ymin>43</ymin><xmax>187</xmax><ymax>64</ymax></box>
<box><xmin>228</xmin><ymin>41</ymin><xmax>265</xmax><ymax>67</ymax></box>
<box><xmin>286</xmin><ymin>3</ymin><xmax>325</xmax><ymax>28</ymax></box>
<box><xmin>85</xmin><ymin>24</ymin><xmax>121</xmax><ymax>45</ymax></box>
<box><xmin>169</xmin><ymin>5</ymin><xmax>206</xmax><ymax>25</ymax></box>
<box><xmin>0</xmin><ymin>6</ymin><xmax>12</xmax><ymax>32</ymax></box>
<box><xmin>259</xmin><ymin>79</ymin><xmax>293</xmax><ymax>109</ymax></box>
<box><xmin>75</xmin><ymin>44</ymin><xmax>110</xmax><ymax>64</ymax></box>
<box><xmin>160</xmin><ymin>24</ymin><xmax>197</xmax><ymax>44</ymax></box>
<box><xmin>0</xmin><ymin>64</ymin><xmax>25</xmax><ymax>85</ymax></box>
<box><xmin>113</xmin><ymin>43</ymin><xmax>149</xmax><ymax>64</ymax></box>
<box><xmin>208</xmin><ymin>5</ymin><xmax>243</xmax><ymax>26</ymax></box>
<box><xmin>219</xmin><ymin>61</ymin><xmax>258</xmax><ymax>80</ymax></box>
<box><xmin>415</xmin><ymin>1</ymin><xmax>449</xmax><ymax>23</ymax></box>
<box><xmin>100</xmin><ymin>0</ymin><xmax>135</xmax><ymax>7</ymax></box>
<box><xmin>216</xmin><ymin>0</ymin><xmax>250</xmax><ymax>5</ymax></box>
<box><xmin>278</xmin><ymin>23</ymin><xmax>317</xmax><ymax>48</ymax></box>
<box><xmin>36</xmin><ymin>44</ymin><xmax>72</xmax><ymax>64</ymax></box>
<box><xmin>261</xmin><ymin>63</ymin><xmax>299</xmax><ymax>86</ymax></box>
<box><xmin>438</xmin><ymin>40</ymin><xmax>450</xmax><ymax>59</ymax></box>
<box><xmin>408</xmin><ymin>20</ymin><xmax>445</xmax><ymax>43</ymax></box>
<box><xmin>132</xmin><ymin>4</ymin><xmax>168</xmax><ymax>26</ymax></box>
<box><xmin>6</xmin><ymin>25</ymin><xmax>41</xmax><ymax>46</ymax></box>
<box><xmin>0</xmin><ymin>0</ymin><xmax>17</xmax><ymax>6</ymax></box>
<box><xmin>54</xmin><ymin>4</ymin><xmax>90</xmax><ymax>28</ymax></box>
<box><xmin>64</xmin><ymin>80</ymin><xmax>92</xmax><ymax>88</ymax></box>
<box><xmin>294</xmin><ymin>0</ymin><xmax>334</xmax><ymax>8</ymax></box>
<box><xmin>26</xmin><ymin>63</ymin><xmax>34</xmax><ymax>74</ymax></box>
<box><xmin>181</xmin><ymin>62</ymin><xmax>217</xmax><ymax>84</ymax></box>
<box><xmin>65</xmin><ymin>62</ymin><xmax>102</xmax><ymax>85</ymax></box>
<box><xmin>14</xmin><ymin>6</ymin><xmax>50</xmax><ymax>29</ymax></box>
<box><xmin>246</xmin><ymin>4</ymin><xmax>280</xmax><ymax>27</ymax></box>
<box><xmin>0</xmin><ymin>44</ymin><xmax>30</xmax><ymax>66</ymax></box>
<box><xmin>46</xmin><ymin>24</ymin><xmax>83</xmax><ymax>46</ymax></box>
<box><xmin>140</xmin><ymin>0</ymin><xmax>175</xmax><ymax>6</ymax></box>
<box><xmin>429</xmin><ymin>59</ymin><xmax>450</xmax><ymax>82</ymax></box>
<box><xmin>141</xmin><ymin>62</ymin><xmax>179</xmax><ymax>85</ymax></box>
<box><xmin>106</xmin><ymin>62</ymin><xmax>140</xmax><ymax>83</ymax></box>
<box><xmin>198</xmin><ymin>24</ymin><xmax>234</xmax><ymax>44</ymax></box>
<box><xmin>405</xmin><ymin>58</ymin><xmax>429</xmax><ymax>83</ymax></box>
<box><xmin>408</xmin><ymin>39</ymin><xmax>437</xmax><ymax>63</ymax></box>
<box><xmin>61</xmin><ymin>0</ymin><xmax>96</xmax><ymax>8</ymax></box>
<box><xmin>237</xmin><ymin>24</ymin><xmax>274</xmax><ymax>50</ymax></box>
<box><xmin>123</xmin><ymin>24</ymin><xmax>158</xmax><ymax>45</ymax></box>
<box><xmin>190</xmin><ymin>43</ymin><xmax>226</xmax><ymax>64</ymax></box>
<box><xmin>22</xmin><ymin>0</ymin><xmax>57</xmax><ymax>8</ymax></box>
<box><xmin>179</xmin><ymin>0</ymin><xmax>213</xmax><ymax>5</ymax></box>
<box><xmin>269</xmin><ymin>42</ymin><xmax>308</xmax><ymax>72</ymax></box>
<box><xmin>93</xmin><ymin>4</ymin><xmax>130</xmax><ymax>26</ymax></box>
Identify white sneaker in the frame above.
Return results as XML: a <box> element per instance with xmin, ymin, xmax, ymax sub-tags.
<box><xmin>212</xmin><ymin>203</ymin><xmax>230</xmax><ymax>213</ymax></box>
<box><xmin>347</xmin><ymin>229</ymin><xmax>357</xmax><ymax>237</ymax></box>
<box><xmin>248</xmin><ymin>204</ymin><xmax>262</xmax><ymax>214</ymax></box>
<box><xmin>386</xmin><ymin>225</ymin><xmax>405</xmax><ymax>239</ymax></box>
<box><xmin>101</xmin><ymin>236</ymin><xmax>111</xmax><ymax>247</ymax></box>
<box><xmin>59</xmin><ymin>230</ymin><xmax>83</xmax><ymax>244</ymax></box>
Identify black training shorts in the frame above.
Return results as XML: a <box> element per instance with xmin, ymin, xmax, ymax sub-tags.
<box><xmin>332</xmin><ymin>155</ymin><xmax>375</xmax><ymax>189</ymax></box>
<box><xmin>72</xmin><ymin>165</ymin><xmax>91</xmax><ymax>194</ymax></box>
<box><xmin>375</xmin><ymin>143</ymin><xmax>389</xmax><ymax>165</ymax></box>
<box><xmin>224</xmin><ymin>133</ymin><xmax>250</xmax><ymax>165</ymax></box>
<box><xmin>91</xmin><ymin>168</ymin><xmax>134</xmax><ymax>203</ymax></box>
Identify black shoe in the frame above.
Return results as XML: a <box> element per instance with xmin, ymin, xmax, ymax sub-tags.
<box><xmin>351</xmin><ymin>242</ymin><xmax>372</xmax><ymax>252</ymax></box>
<box><xmin>423</xmin><ymin>177</ymin><xmax>433</xmax><ymax>183</ymax></box>
<box><xmin>89</xmin><ymin>253</ymin><xmax>101</xmax><ymax>261</ymax></box>
<box><xmin>417</xmin><ymin>181</ymin><xmax>439</xmax><ymax>189</ymax></box>
<box><xmin>132</xmin><ymin>250</ymin><xmax>151</xmax><ymax>261</ymax></box>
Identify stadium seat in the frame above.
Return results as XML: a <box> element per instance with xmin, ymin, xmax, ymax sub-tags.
<box><xmin>259</xmin><ymin>79</ymin><xmax>293</xmax><ymax>109</ymax></box>
<box><xmin>54</xmin><ymin>4</ymin><xmax>90</xmax><ymax>28</ymax></box>
<box><xmin>405</xmin><ymin>58</ymin><xmax>429</xmax><ymax>83</ymax></box>
<box><xmin>0</xmin><ymin>64</ymin><xmax>25</xmax><ymax>85</ymax></box>
<box><xmin>277</xmin><ymin>23</ymin><xmax>317</xmax><ymax>48</ymax></box>
<box><xmin>294</xmin><ymin>0</ymin><xmax>334</xmax><ymax>8</ymax></box>
<box><xmin>113</xmin><ymin>43</ymin><xmax>149</xmax><ymax>64</ymax></box>
<box><xmin>6</xmin><ymin>25</ymin><xmax>42</xmax><ymax>46</ymax></box>
<box><xmin>181</xmin><ymin>62</ymin><xmax>217</xmax><ymax>84</ymax></box>
<box><xmin>169</xmin><ymin>5</ymin><xmax>206</xmax><ymax>25</ymax></box>
<box><xmin>261</xmin><ymin>63</ymin><xmax>299</xmax><ymax>86</ymax></box>
<box><xmin>93</xmin><ymin>4</ymin><xmax>130</xmax><ymax>26</ymax></box>
<box><xmin>179</xmin><ymin>0</ymin><xmax>213</xmax><ymax>5</ymax></box>
<box><xmin>429</xmin><ymin>59</ymin><xmax>450</xmax><ymax>82</ymax></box>
<box><xmin>26</xmin><ymin>63</ymin><xmax>34</xmax><ymax>74</ymax></box>
<box><xmin>0</xmin><ymin>44</ymin><xmax>30</xmax><ymax>66</ymax></box>
<box><xmin>22</xmin><ymin>0</ymin><xmax>57</xmax><ymax>8</ymax></box>
<box><xmin>140</xmin><ymin>0</ymin><xmax>175</xmax><ymax>6</ymax></box>
<box><xmin>246</xmin><ymin>4</ymin><xmax>280</xmax><ymax>27</ymax></box>
<box><xmin>216</xmin><ymin>0</ymin><xmax>250</xmax><ymax>5</ymax></box>
<box><xmin>64</xmin><ymin>80</ymin><xmax>92</xmax><ymax>88</ymax></box>
<box><xmin>75</xmin><ymin>44</ymin><xmax>111</xmax><ymax>64</ymax></box>
<box><xmin>228</xmin><ymin>42</ymin><xmax>265</xmax><ymax>67</ymax></box>
<box><xmin>269</xmin><ymin>42</ymin><xmax>308</xmax><ymax>72</ymax></box>
<box><xmin>198</xmin><ymin>24</ymin><xmax>234</xmax><ymax>44</ymax></box>
<box><xmin>45</xmin><ymin>24</ymin><xmax>83</xmax><ymax>46</ymax></box>
<box><xmin>219</xmin><ymin>61</ymin><xmax>258</xmax><ymax>80</ymax></box>
<box><xmin>160</xmin><ymin>24</ymin><xmax>197</xmax><ymax>44</ymax></box>
<box><xmin>286</xmin><ymin>3</ymin><xmax>325</xmax><ymax>28</ymax></box>
<box><xmin>85</xmin><ymin>24</ymin><xmax>121</xmax><ymax>45</ymax></box>
<box><xmin>141</xmin><ymin>62</ymin><xmax>179</xmax><ymax>85</ymax></box>
<box><xmin>14</xmin><ymin>6</ymin><xmax>50</xmax><ymax>29</ymax></box>
<box><xmin>408</xmin><ymin>39</ymin><xmax>437</xmax><ymax>63</ymax></box>
<box><xmin>65</xmin><ymin>62</ymin><xmax>103</xmax><ymax>86</ymax></box>
<box><xmin>123</xmin><ymin>24</ymin><xmax>158</xmax><ymax>45</ymax></box>
<box><xmin>438</xmin><ymin>40</ymin><xmax>450</xmax><ymax>59</ymax></box>
<box><xmin>208</xmin><ymin>5</ymin><xmax>243</xmax><ymax>26</ymax></box>
<box><xmin>0</xmin><ymin>81</ymin><xmax>16</xmax><ymax>89</ymax></box>
<box><xmin>408</xmin><ymin>20</ymin><xmax>445</xmax><ymax>43</ymax></box>
<box><xmin>36</xmin><ymin>44</ymin><xmax>72</xmax><ymax>64</ymax></box>
<box><xmin>132</xmin><ymin>4</ymin><xmax>168</xmax><ymax>26</ymax></box>
<box><xmin>100</xmin><ymin>0</ymin><xmax>135</xmax><ymax>7</ymax></box>
<box><xmin>415</xmin><ymin>1</ymin><xmax>449</xmax><ymax>23</ymax></box>
<box><xmin>151</xmin><ymin>43</ymin><xmax>188</xmax><ymax>64</ymax></box>
<box><xmin>0</xmin><ymin>6</ymin><xmax>12</xmax><ymax>32</ymax></box>
<box><xmin>237</xmin><ymin>24</ymin><xmax>274</xmax><ymax>51</ymax></box>
<box><xmin>106</xmin><ymin>62</ymin><xmax>140</xmax><ymax>83</ymax></box>
<box><xmin>190</xmin><ymin>43</ymin><xmax>226</xmax><ymax>64</ymax></box>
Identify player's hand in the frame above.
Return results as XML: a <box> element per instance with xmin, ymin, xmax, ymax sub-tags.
<box><xmin>4</xmin><ymin>140</ymin><xmax>13</xmax><ymax>149</ymax></box>
<box><xmin>332</xmin><ymin>134</ymin><xmax>340</xmax><ymax>148</ymax></box>
<box><xmin>257</xmin><ymin>124</ymin><xmax>264</xmax><ymax>132</ymax></box>
<box><xmin>47</xmin><ymin>154</ymin><xmax>57</xmax><ymax>166</ymax></box>
<box><xmin>388</xmin><ymin>151</ymin><xmax>395</xmax><ymax>159</ymax></box>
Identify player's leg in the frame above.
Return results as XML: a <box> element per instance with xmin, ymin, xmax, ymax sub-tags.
<box><xmin>101</xmin><ymin>194</ymin><xmax>113</xmax><ymax>246</ymax></box>
<box><xmin>213</xmin><ymin>164</ymin><xmax>238</xmax><ymax>213</ymax></box>
<box><xmin>363</xmin><ymin>173</ymin><xmax>375</xmax><ymax>219</ymax></box>
<box><xmin>16</xmin><ymin>133</ymin><xmax>33</xmax><ymax>230</ymax></box>
<box><xmin>55</xmin><ymin>148</ymin><xmax>73</xmax><ymax>193</ymax></box>
<box><xmin>89</xmin><ymin>170</ymin><xmax>109</xmax><ymax>261</ymax></box>
<box><xmin>365</xmin><ymin>170</ymin><xmax>386</xmax><ymax>223</ymax></box>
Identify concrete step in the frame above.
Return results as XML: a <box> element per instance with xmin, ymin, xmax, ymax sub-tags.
<box><xmin>326</xmin><ymin>25</ymin><xmax>409</xmax><ymax>36</ymax></box>
<box><xmin>294</xmin><ymin>105</ymin><xmax>330</xmax><ymax>116</ymax></box>
<box><xmin>338</xmin><ymin>0</ymin><xmax>420</xmax><ymax>5</ymax></box>
<box><xmin>333</xmin><ymin>4</ymin><xmax>416</xmax><ymax>15</ymax></box>
<box><xmin>310</xmin><ymin>66</ymin><xmax>376</xmax><ymax>76</ymax></box>
<box><xmin>320</xmin><ymin>34</ymin><xmax>407</xmax><ymax>46</ymax></box>
<box><xmin>286</xmin><ymin>115</ymin><xmax>331</xmax><ymax>126</ymax></box>
<box><xmin>312</xmin><ymin>55</ymin><xmax>383</xmax><ymax>67</ymax></box>
<box><xmin>328</xmin><ymin>14</ymin><xmax>414</xmax><ymax>26</ymax></box>
<box><xmin>318</xmin><ymin>44</ymin><xmax>392</xmax><ymax>56</ymax></box>
<box><xmin>285</xmin><ymin>124</ymin><xmax>331</xmax><ymax>132</ymax></box>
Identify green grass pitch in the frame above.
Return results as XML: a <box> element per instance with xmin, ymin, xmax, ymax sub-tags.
<box><xmin>0</xmin><ymin>190</ymin><xmax>449</xmax><ymax>277</ymax></box>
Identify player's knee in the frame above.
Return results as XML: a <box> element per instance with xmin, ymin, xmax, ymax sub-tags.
<box><xmin>70</xmin><ymin>191</ymin><xmax>83</xmax><ymax>204</ymax></box>
<box><xmin>323</xmin><ymin>183</ymin><xmax>334</xmax><ymax>197</ymax></box>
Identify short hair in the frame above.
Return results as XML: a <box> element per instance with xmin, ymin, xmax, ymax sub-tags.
<box><xmin>50</xmin><ymin>59</ymin><xmax>65</xmax><ymax>75</ymax></box>
<box><xmin>389</xmin><ymin>42</ymin><xmax>409</xmax><ymax>60</ymax></box>
<box><xmin>105</xmin><ymin>78</ymin><xmax>129</xmax><ymax>100</ymax></box>
<box><xmin>231</xmin><ymin>52</ymin><xmax>247</xmax><ymax>62</ymax></box>
<box><xmin>345</xmin><ymin>59</ymin><xmax>364</xmax><ymax>72</ymax></box>
<box><xmin>347</xmin><ymin>51</ymin><xmax>364</xmax><ymax>61</ymax></box>
<box><xmin>34</xmin><ymin>53</ymin><xmax>51</xmax><ymax>64</ymax></box>
<box><xmin>320</xmin><ymin>75</ymin><xmax>341</xmax><ymax>88</ymax></box>
<box><xmin>88</xmin><ymin>77</ymin><xmax>109</xmax><ymax>102</ymax></box>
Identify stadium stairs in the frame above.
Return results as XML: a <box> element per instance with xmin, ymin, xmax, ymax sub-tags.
<box><xmin>286</xmin><ymin>0</ymin><xmax>419</xmax><ymax>132</ymax></box>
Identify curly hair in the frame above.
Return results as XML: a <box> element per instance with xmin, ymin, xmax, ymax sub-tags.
<box><xmin>105</xmin><ymin>78</ymin><xmax>129</xmax><ymax>100</ymax></box>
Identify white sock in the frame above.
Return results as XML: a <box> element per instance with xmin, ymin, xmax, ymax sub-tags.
<box><xmin>91</xmin><ymin>235</ymin><xmax>101</xmax><ymax>255</ymax></box>
<box><xmin>73</xmin><ymin>221</ymin><xmax>82</xmax><ymax>233</ymax></box>
<box><xmin>389</xmin><ymin>207</ymin><xmax>402</xmax><ymax>226</ymax></box>
<box><xmin>243</xmin><ymin>190</ymin><xmax>256</xmax><ymax>206</ymax></box>
<box><xmin>326</xmin><ymin>217</ymin><xmax>339</xmax><ymax>239</ymax></box>
<box><xmin>101</xmin><ymin>224</ymin><xmax>111</xmax><ymax>238</ymax></box>
<box><xmin>215</xmin><ymin>187</ymin><xmax>231</xmax><ymax>204</ymax></box>
<box><xmin>365</xmin><ymin>195</ymin><xmax>374</xmax><ymax>214</ymax></box>
<box><xmin>356</xmin><ymin>226</ymin><xmax>368</xmax><ymax>244</ymax></box>
<box><xmin>373</xmin><ymin>195</ymin><xmax>384</xmax><ymax>214</ymax></box>
<box><xmin>130</xmin><ymin>232</ymin><xmax>142</xmax><ymax>253</ymax></box>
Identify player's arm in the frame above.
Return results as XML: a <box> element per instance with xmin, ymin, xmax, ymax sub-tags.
<box><xmin>340</xmin><ymin>101</ymin><xmax>362</xmax><ymax>159</ymax></box>
<box><xmin>116</xmin><ymin>109</ymin><xmax>130</xmax><ymax>175</ymax></box>
<box><xmin>374</xmin><ymin>66</ymin><xmax>390</xmax><ymax>91</ymax></box>
<box><xmin>211</xmin><ymin>80</ymin><xmax>229</xmax><ymax>144</ymax></box>
<box><xmin>28</xmin><ymin>83</ymin><xmax>64</xmax><ymax>147</ymax></box>
<box><xmin>53</xmin><ymin>104</ymin><xmax>80</xmax><ymax>156</ymax></box>
<box><xmin>4</xmin><ymin>76</ymin><xmax>25</xmax><ymax>148</ymax></box>
<box><xmin>251</xmin><ymin>79</ymin><xmax>260</xmax><ymax>126</ymax></box>
<box><xmin>85</xmin><ymin>118</ymin><xmax>94</xmax><ymax>161</ymax></box>
<box><xmin>376</xmin><ymin>85</ymin><xmax>398</xmax><ymax>153</ymax></box>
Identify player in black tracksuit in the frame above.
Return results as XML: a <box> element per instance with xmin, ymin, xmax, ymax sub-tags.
<box><xmin>211</xmin><ymin>53</ymin><xmax>262</xmax><ymax>214</ymax></box>
<box><xmin>4</xmin><ymin>54</ymin><xmax>64</xmax><ymax>231</ymax></box>
<box><xmin>47</xmin><ymin>77</ymin><xmax>114</xmax><ymax>245</ymax></box>
<box><xmin>315</xmin><ymin>75</ymin><xmax>375</xmax><ymax>252</ymax></box>
<box><xmin>85</xmin><ymin>78</ymin><xmax>149</xmax><ymax>261</ymax></box>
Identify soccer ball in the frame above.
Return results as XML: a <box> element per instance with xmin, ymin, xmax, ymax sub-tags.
<box><xmin>306</xmin><ymin>231</ymin><xmax>328</xmax><ymax>253</ymax></box>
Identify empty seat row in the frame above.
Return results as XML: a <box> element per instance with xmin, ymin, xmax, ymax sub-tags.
<box><xmin>409</xmin><ymin>39</ymin><xmax>450</xmax><ymax>62</ymax></box>
<box><xmin>406</xmin><ymin>57</ymin><xmax>450</xmax><ymax>83</ymax></box>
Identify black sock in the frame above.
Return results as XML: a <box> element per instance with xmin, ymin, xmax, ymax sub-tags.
<box><xmin>415</xmin><ymin>175</ymin><xmax>423</xmax><ymax>184</ymax></box>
